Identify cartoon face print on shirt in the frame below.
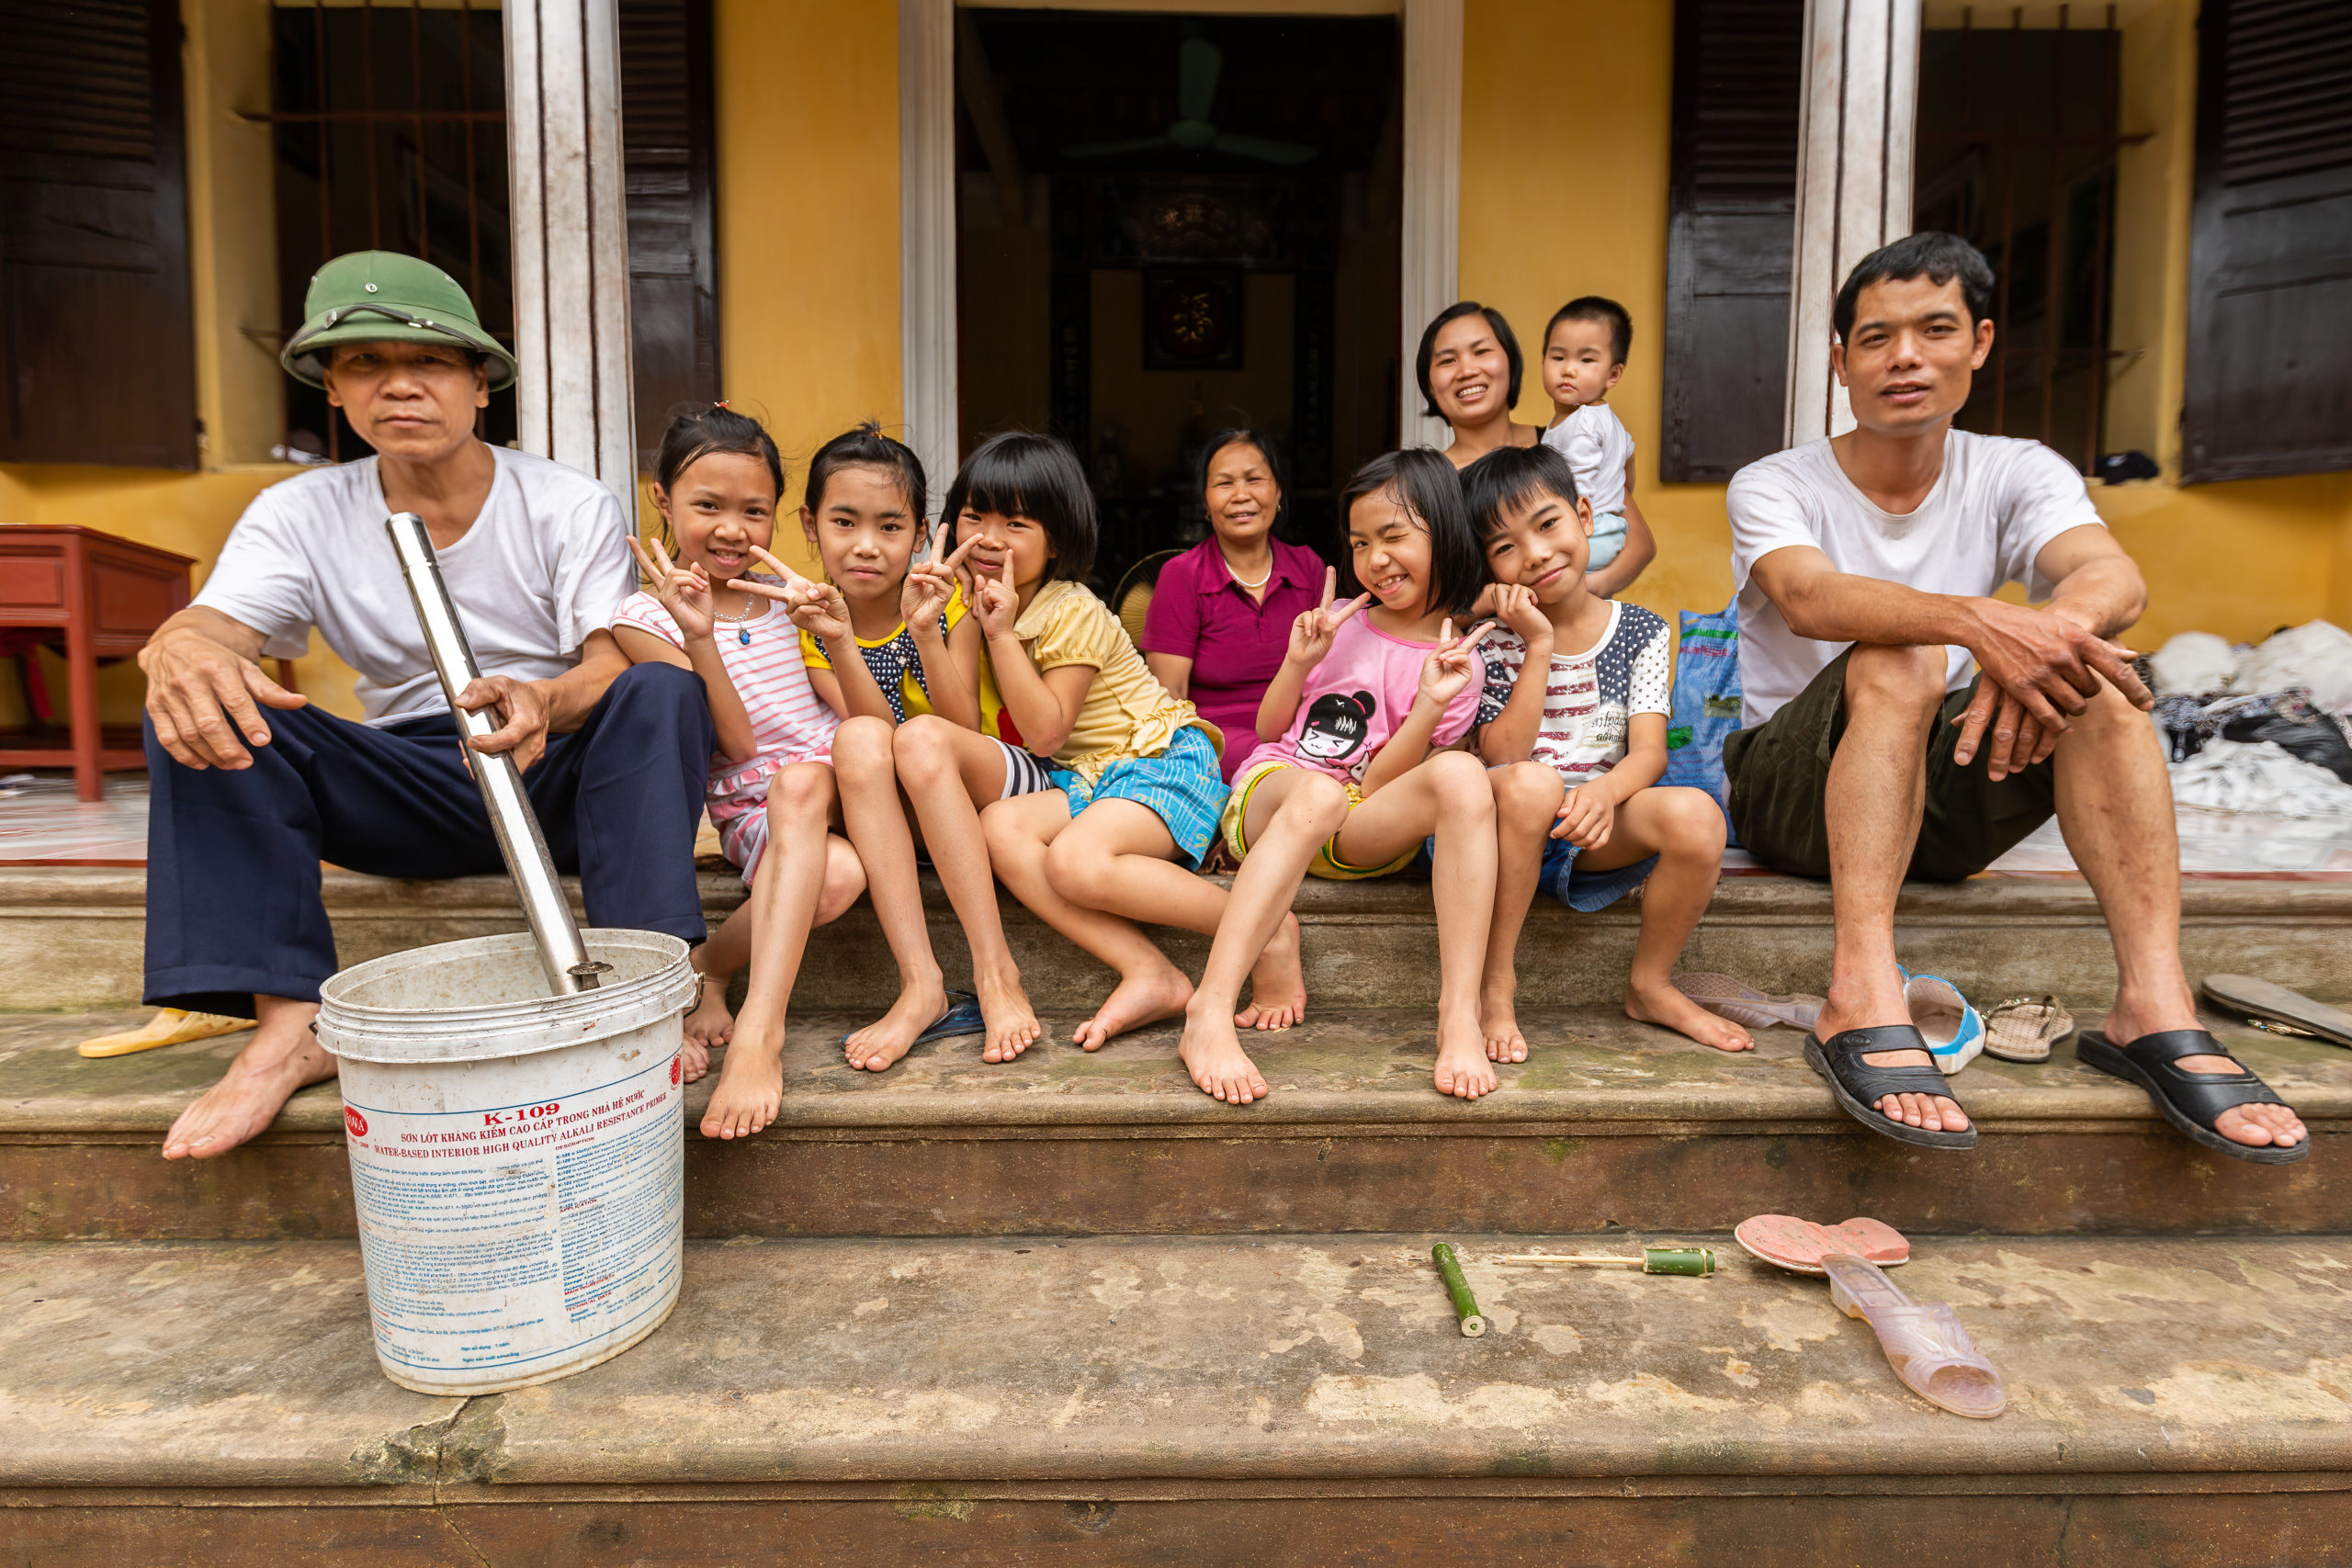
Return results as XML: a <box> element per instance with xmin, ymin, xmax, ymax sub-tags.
<box><xmin>1296</xmin><ymin>690</ymin><xmax>1377</xmax><ymax>765</ymax></box>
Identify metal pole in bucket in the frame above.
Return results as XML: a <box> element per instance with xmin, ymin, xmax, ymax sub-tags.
<box><xmin>385</xmin><ymin>512</ymin><xmax>608</xmax><ymax>996</ymax></box>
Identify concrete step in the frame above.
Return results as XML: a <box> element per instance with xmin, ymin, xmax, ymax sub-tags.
<box><xmin>5</xmin><ymin>1233</ymin><xmax>2349</xmax><ymax>1563</ymax></box>
<box><xmin>6</xmin><ymin>863</ymin><xmax>2350</xmax><ymax>1014</ymax></box>
<box><xmin>7</xmin><ymin>1003</ymin><xmax>2346</xmax><ymax>1243</ymax></box>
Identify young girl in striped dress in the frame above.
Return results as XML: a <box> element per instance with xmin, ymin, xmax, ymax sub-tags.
<box><xmin>613</xmin><ymin>407</ymin><xmax>862</xmax><ymax>1140</ymax></box>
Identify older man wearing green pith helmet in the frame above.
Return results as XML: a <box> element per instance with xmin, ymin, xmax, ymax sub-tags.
<box><xmin>137</xmin><ymin>252</ymin><xmax>714</xmax><ymax>1162</ymax></box>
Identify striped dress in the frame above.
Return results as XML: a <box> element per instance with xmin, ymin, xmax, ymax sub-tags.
<box><xmin>614</xmin><ymin>592</ymin><xmax>840</xmax><ymax>883</ymax></box>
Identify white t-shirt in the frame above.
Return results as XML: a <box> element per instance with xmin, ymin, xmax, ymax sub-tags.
<box><xmin>1727</xmin><ymin>430</ymin><xmax>2104</xmax><ymax>728</ymax></box>
<box><xmin>1476</xmin><ymin>601</ymin><xmax>1672</xmax><ymax>784</ymax></box>
<box><xmin>195</xmin><ymin>447</ymin><xmax>635</xmax><ymax>724</ymax></box>
<box><xmin>1541</xmin><ymin>402</ymin><xmax>1634</xmax><ymax>516</ymax></box>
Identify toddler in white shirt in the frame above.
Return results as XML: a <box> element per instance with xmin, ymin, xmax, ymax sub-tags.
<box><xmin>1538</xmin><ymin>296</ymin><xmax>1655</xmax><ymax>597</ymax></box>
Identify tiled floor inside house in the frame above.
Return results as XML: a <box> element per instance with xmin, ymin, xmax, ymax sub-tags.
<box><xmin>0</xmin><ymin>772</ymin><xmax>150</xmax><ymax>864</ymax></box>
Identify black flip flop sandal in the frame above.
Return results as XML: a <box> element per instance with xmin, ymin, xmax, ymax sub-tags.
<box><xmin>2076</xmin><ymin>1028</ymin><xmax>2310</xmax><ymax>1166</ymax></box>
<box><xmin>1803</xmin><ymin>1026</ymin><xmax>1978</xmax><ymax>1150</ymax></box>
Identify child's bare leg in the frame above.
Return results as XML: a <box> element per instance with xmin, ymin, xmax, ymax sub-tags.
<box><xmin>1328</xmin><ymin>751</ymin><xmax>1498</xmax><ymax>1099</ymax></box>
<box><xmin>684</xmin><ymin>900</ymin><xmax>752</xmax><ymax>1077</ymax></box>
<box><xmin>832</xmin><ymin>716</ymin><xmax>951</xmax><ymax>1070</ymax></box>
<box><xmin>1040</xmin><ymin>794</ymin><xmax>1306</xmax><ymax>1036</ymax></box>
<box><xmin>896</xmin><ymin>715</ymin><xmax>1039</xmax><ymax>1061</ymax></box>
<box><xmin>1587</xmin><ymin>786</ymin><xmax>1750</xmax><ymax>1052</ymax></box>
<box><xmin>1480</xmin><ymin>762</ymin><xmax>1566</xmax><ymax>1064</ymax></box>
<box><xmin>1177</xmin><ymin>769</ymin><xmax>1348</xmax><ymax>1104</ymax></box>
<box><xmin>996</xmin><ymin>796</ymin><xmax>1196</xmax><ymax>1052</ymax></box>
<box><xmin>705</xmin><ymin>766</ymin><xmax>863</xmax><ymax>1139</ymax></box>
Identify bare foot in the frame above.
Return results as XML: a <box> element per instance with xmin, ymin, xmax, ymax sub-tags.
<box><xmin>682</xmin><ymin>974</ymin><xmax>734</xmax><ymax>1080</ymax></box>
<box><xmin>1179</xmin><ymin>1002</ymin><xmax>1271</xmax><ymax>1104</ymax></box>
<box><xmin>1432</xmin><ymin>1010</ymin><xmax>1497</xmax><ymax>1100</ymax></box>
<box><xmin>977</xmin><ymin>968</ymin><xmax>1043</xmax><ymax>1064</ymax></box>
<box><xmin>1236</xmin><ymin>912</ymin><xmax>1306</xmax><ymax>1031</ymax></box>
<box><xmin>680</xmin><ymin>1036</ymin><xmax>710</xmax><ymax>1084</ymax></box>
<box><xmin>1074</xmin><ymin>964</ymin><xmax>1194</xmax><ymax>1053</ymax></box>
<box><xmin>701</xmin><ymin>1039</ymin><xmax>783</xmax><ymax>1140</ymax></box>
<box><xmin>1814</xmin><ymin>987</ymin><xmax>1968</xmax><ymax>1134</ymax></box>
<box><xmin>844</xmin><ymin>979</ymin><xmax>953</xmax><ymax>1073</ymax></box>
<box><xmin>1479</xmin><ymin>982</ymin><xmax>1527</xmax><ymax>1064</ymax></box>
<box><xmin>163</xmin><ymin>1028</ymin><xmax>336</xmax><ymax>1161</ymax></box>
<box><xmin>1627</xmin><ymin>976</ymin><xmax>1754</xmax><ymax>1053</ymax></box>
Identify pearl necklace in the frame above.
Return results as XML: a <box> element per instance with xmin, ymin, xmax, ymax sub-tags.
<box><xmin>1220</xmin><ymin>549</ymin><xmax>1273</xmax><ymax>592</ymax></box>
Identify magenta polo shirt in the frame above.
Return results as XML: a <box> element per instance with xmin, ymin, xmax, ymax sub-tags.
<box><xmin>1140</xmin><ymin>536</ymin><xmax>1329</xmax><ymax>780</ymax></box>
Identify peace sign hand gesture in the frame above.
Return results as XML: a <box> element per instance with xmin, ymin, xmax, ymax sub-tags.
<box><xmin>902</xmin><ymin>534</ymin><xmax>979</xmax><ymax>642</ymax></box>
<box><xmin>628</xmin><ymin>535</ymin><xmax>719</xmax><ymax>643</ymax></box>
<box><xmin>730</xmin><ymin>546</ymin><xmax>852</xmax><ymax>644</ymax></box>
<box><xmin>1284</xmin><ymin>567</ymin><xmax>1369</xmax><ymax>671</ymax></box>
<box><xmin>971</xmin><ymin>565</ymin><xmax>1021</xmax><ymax>642</ymax></box>
<box><xmin>1418</xmin><ymin>617</ymin><xmax>1497</xmax><ymax>708</ymax></box>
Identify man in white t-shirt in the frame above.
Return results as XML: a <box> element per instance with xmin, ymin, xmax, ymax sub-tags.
<box><xmin>1723</xmin><ymin>233</ymin><xmax>2304</xmax><ymax>1164</ymax></box>
<box><xmin>135</xmin><ymin>253</ymin><xmax>713</xmax><ymax>1162</ymax></box>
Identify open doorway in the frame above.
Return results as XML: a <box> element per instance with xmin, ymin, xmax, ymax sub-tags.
<box><xmin>954</xmin><ymin>7</ymin><xmax>1401</xmax><ymax>592</ymax></box>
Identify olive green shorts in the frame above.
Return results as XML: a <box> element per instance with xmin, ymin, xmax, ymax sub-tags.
<box><xmin>1722</xmin><ymin>647</ymin><xmax>2058</xmax><ymax>883</ymax></box>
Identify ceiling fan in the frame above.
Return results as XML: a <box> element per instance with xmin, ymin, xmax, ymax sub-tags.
<box><xmin>1060</xmin><ymin>26</ymin><xmax>1318</xmax><ymax>167</ymax></box>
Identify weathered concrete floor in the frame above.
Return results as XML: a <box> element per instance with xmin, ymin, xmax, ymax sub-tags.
<box><xmin>8</xmin><ymin>1004</ymin><xmax>2349</xmax><ymax>1135</ymax></box>
<box><xmin>6</xmin><ymin>1234</ymin><xmax>2350</xmax><ymax>1489</ymax></box>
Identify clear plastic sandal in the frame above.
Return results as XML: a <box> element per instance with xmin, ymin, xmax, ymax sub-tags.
<box><xmin>1819</xmin><ymin>1253</ymin><xmax>2006</xmax><ymax>1419</ymax></box>
<box><xmin>1671</xmin><ymin>974</ymin><xmax>1825</xmax><ymax>1032</ymax></box>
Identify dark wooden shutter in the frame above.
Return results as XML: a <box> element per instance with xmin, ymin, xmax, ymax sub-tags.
<box><xmin>621</xmin><ymin>0</ymin><xmax>719</xmax><ymax>470</ymax></box>
<box><xmin>2180</xmin><ymin>0</ymin><xmax>2352</xmax><ymax>482</ymax></box>
<box><xmin>0</xmin><ymin>0</ymin><xmax>196</xmax><ymax>468</ymax></box>
<box><xmin>1659</xmin><ymin>0</ymin><xmax>1804</xmax><ymax>483</ymax></box>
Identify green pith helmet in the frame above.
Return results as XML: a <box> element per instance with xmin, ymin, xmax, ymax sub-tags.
<box><xmin>280</xmin><ymin>251</ymin><xmax>518</xmax><ymax>391</ymax></box>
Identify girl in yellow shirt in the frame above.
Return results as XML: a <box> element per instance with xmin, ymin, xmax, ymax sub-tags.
<box><xmin>895</xmin><ymin>433</ymin><xmax>1306</xmax><ymax>1066</ymax></box>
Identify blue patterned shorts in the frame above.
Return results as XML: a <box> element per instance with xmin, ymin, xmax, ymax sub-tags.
<box><xmin>1049</xmin><ymin>724</ymin><xmax>1227</xmax><ymax>870</ymax></box>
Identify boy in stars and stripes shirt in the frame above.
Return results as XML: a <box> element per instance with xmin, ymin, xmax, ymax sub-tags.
<box><xmin>1458</xmin><ymin>443</ymin><xmax>1751</xmax><ymax>1060</ymax></box>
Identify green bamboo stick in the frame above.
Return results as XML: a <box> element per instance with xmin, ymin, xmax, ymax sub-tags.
<box><xmin>1430</xmin><ymin>1243</ymin><xmax>1486</xmax><ymax>1337</ymax></box>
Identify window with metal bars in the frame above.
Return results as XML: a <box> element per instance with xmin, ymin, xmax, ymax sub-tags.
<box><xmin>258</xmin><ymin>0</ymin><xmax>718</xmax><ymax>468</ymax></box>
<box><xmin>1914</xmin><ymin>7</ymin><xmax>2133</xmax><ymax>476</ymax></box>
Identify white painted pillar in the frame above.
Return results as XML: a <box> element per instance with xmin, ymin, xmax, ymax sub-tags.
<box><xmin>1784</xmin><ymin>0</ymin><xmax>1922</xmax><ymax>446</ymax></box>
<box><xmin>1399</xmin><ymin>0</ymin><xmax>1463</xmax><ymax>443</ymax></box>
<box><xmin>899</xmin><ymin>0</ymin><xmax>959</xmax><ymax>513</ymax></box>
<box><xmin>505</xmin><ymin>0</ymin><xmax>638</xmax><ymax>513</ymax></box>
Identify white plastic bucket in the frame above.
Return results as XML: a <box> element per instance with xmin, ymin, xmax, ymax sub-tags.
<box><xmin>315</xmin><ymin>929</ymin><xmax>695</xmax><ymax>1395</ymax></box>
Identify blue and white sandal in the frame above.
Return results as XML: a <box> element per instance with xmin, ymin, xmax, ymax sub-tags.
<box><xmin>1904</xmin><ymin>973</ymin><xmax>1984</xmax><ymax>1077</ymax></box>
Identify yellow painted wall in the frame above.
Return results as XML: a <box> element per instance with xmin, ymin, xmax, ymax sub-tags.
<box><xmin>707</xmin><ymin>0</ymin><xmax>902</xmax><ymax>575</ymax></box>
<box><xmin>1461</xmin><ymin>0</ymin><xmax>1718</xmax><ymax>637</ymax></box>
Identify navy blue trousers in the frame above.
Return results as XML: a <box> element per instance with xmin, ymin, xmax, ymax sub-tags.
<box><xmin>144</xmin><ymin>660</ymin><xmax>714</xmax><ymax>1014</ymax></box>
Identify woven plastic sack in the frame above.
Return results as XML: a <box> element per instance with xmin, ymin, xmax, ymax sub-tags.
<box><xmin>1660</xmin><ymin>599</ymin><xmax>1742</xmax><ymax>840</ymax></box>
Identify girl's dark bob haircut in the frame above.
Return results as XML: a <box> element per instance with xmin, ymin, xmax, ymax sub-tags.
<box><xmin>941</xmin><ymin>430</ymin><xmax>1097</xmax><ymax>583</ymax></box>
<box><xmin>1337</xmin><ymin>448</ymin><xmax>1486</xmax><ymax>619</ymax></box>
<box><xmin>653</xmin><ymin>403</ymin><xmax>786</xmax><ymax>501</ymax></box>
<box><xmin>1415</xmin><ymin>301</ymin><xmax>1523</xmax><ymax>421</ymax></box>
<box><xmin>1461</xmin><ymin>442</ymin><xmax>1581</xmax><ymax>540</ymax></box>
<box><xmin>805</xmin><ymin>421</ymin><xmax>929</xmax><ymax>527</ymax></box>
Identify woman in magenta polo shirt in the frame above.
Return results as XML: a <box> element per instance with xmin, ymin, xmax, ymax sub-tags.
<box><xmin>1142</xmin><ymin>430</ymin><xmax>1329</xmax><ymax>781</ymax></box>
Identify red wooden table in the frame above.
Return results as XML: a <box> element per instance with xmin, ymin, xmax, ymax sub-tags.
<box><xmin>0</xmin><ymin>525</ymin><xmax>196</xmax><ymax>801</ymax></box>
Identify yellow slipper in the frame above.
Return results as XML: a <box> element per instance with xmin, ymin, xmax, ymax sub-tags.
<box><xmin>78</xmin><ymin>1009</ymin><xmax>254</xmax><ymax>1058</ymax></box>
